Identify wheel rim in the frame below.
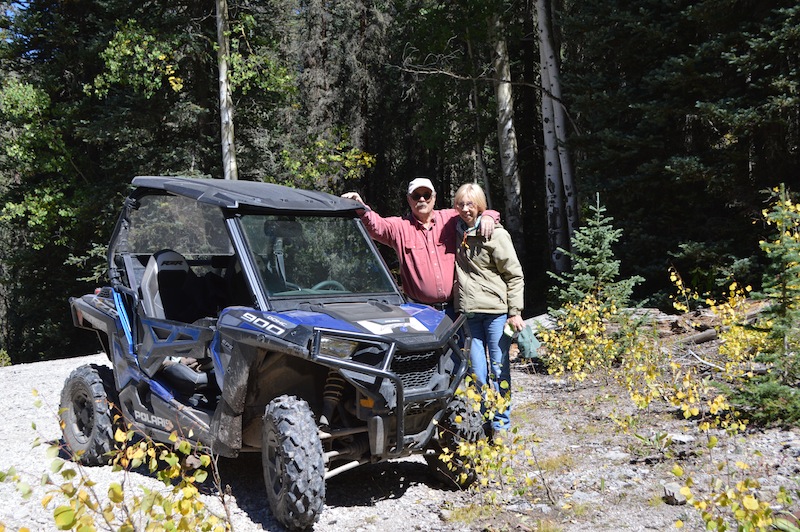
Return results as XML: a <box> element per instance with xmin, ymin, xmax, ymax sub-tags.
<box><xmin>70</xmin><ymin>387</ymin><xmax>94</xmax><ymax>444</ymax></box>
<box><xmin>264</xmin><ymin>428</ymin><xmax>284</xmax><ymax>497</ymax></box>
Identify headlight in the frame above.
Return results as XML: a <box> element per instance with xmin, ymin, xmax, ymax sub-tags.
<box><xmin>318</xmin><ymin>336</ymin><xmax>360</xmax><ymax>359</ymax></box>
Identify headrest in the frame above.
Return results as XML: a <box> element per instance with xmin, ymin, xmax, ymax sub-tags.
<box><xmin>153</xmin><ymin>249</ymin><xmax>189</xmax><ymax>272</ymax></box>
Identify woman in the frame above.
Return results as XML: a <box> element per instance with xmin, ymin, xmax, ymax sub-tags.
<box><xmin>453</xmin><ymin>183</ymin><xmax>525</xmax><ymax>435</ymax></box>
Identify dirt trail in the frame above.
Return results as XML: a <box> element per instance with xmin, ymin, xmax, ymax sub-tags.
<box><xmin>1</xmin><ymin>313</ymin><xmax>797</xmax><ymax>532</ymax></box>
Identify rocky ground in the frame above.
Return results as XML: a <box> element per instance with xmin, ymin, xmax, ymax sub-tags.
<box><xmin>1</xmin><ymin>311</ymin><xmax>798</xmax><ymax>531</ymax></box>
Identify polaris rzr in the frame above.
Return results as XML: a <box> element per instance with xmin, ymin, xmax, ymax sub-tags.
<box><xmin>62</xmin><ymin>176</ymin><xmax>481</xmax><ymax>530</ymax></box>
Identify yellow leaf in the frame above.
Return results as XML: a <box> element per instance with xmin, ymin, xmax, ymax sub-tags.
<box><xmin>742</xmin><ymin>495</ymin><xmax>759</xmax><ymax>511</ymax></box>
<box><xmin>53</xmin><ymin>506</ymin><xmax>76</xmax><ymax>529</ymax></box>
<box><xmin>674</xmin><ymin>520</ymin><xmax>684</xmax><ymax>528</ymax></box>
<box><xmin>50</xmin><ymin>458</ymin><xmax>65</xmax><ymax>473</ymax></box>
<box><xmin>108</xmin><ymin>482</ymin><xmax>124</xmax><ymax>503</ymax></box>
<box><xmin>41</xmin><ymin>493</ymin><xmax>54</xmax><ymax>508</ymax></box>
<box><xmin>671</xmin><ymin>464</ymin><xmax>684</xmax><ymax>477</ymax></box>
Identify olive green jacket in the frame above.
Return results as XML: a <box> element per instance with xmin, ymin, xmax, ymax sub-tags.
<box><xmin>454</xmin><ymin>221</ymin><xmax>524</xmax><ymax>316</ymax></box>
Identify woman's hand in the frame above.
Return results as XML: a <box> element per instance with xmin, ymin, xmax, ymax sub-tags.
<box><xmin>507</xmin><ymin>314</ymin><xmax>525</xmax><ymax>332</ymax></box>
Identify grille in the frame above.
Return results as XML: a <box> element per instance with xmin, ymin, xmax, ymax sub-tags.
<box><xmin>391</xmin><ymin>350</ymin><xmax>439</xmax><ymax>390</ymax></box>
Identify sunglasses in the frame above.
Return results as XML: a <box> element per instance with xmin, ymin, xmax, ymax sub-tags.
<box><xmin>410</xmin><ymin>191</ymin><xmax>432</xmax><ymax>201</ymax></box>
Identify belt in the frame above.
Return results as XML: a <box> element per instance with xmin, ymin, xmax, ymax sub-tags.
<box><xmin>411</xmin><ymin>299</ymin><xmax>452</xmax><ymax>310</ymax></box>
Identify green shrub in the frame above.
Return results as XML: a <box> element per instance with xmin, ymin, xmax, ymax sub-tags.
<box><xmin>548</xmin><ymin>193</ymin><xmax>643</xmax><ymax>311</ymax></box>
<box><xmin>730</xmin><ymin>378</ymin><xmax>800</xmax><ymax>427</ymax></box>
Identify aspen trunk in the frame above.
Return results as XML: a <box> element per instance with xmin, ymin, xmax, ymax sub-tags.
<box><xmin>216</xmin><ymin>0</ymin><xmax>238</xmax><ymax>180</ymax></box>
<box><xmin>491</xmin><ymin>14</ymin><xmax>525</xmax><ymax>259</ymax></box>
<box><xmin>539</xmin><ymin>0</ymin><xmax>578</xmax><ymax>238</ymax></box>
<box><xmin>535</xmin><ymin>0</ymin><xmax>571</xmax><ymax>271</ymax></box>
<box><xmin>466</xmin><ymin>34</ymin><xmax>492</xmax><ymax>209</ymax></box>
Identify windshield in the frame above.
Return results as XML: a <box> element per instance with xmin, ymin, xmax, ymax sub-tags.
<box><xmin>239</xmin><ymin>215</ymin><xmax>398</xmax><ymax>298</ymax></box>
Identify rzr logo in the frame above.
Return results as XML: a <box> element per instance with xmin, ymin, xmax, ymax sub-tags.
<box><xmin>134</xmin><ymin>409</ymin><xmax>174</xmax><ymax>431</ymax></box>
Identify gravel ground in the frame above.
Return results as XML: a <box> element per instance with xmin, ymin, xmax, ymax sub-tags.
<box><xmin>1</xmin><ymin>351</ymin><xmax>799</xmax><ymax>531</ymax></box>
<box><xmin>0</xmin><ymin>354</ymin><xmax>473</xmax><ymax>532</ymax></box>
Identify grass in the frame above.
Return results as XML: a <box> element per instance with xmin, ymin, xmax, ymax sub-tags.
<box><xmin>442</xmin><ymin>501</ymin><xmax>502</xmax><ymax>526</ymax></box>
<box><xmin>511</xmin><ymin>400</ymin><xmax>539</xmax><ymax>425</ymax></box>
<box><xmin>536</xmin><ymin>518</ymin><xmax>564</xmax><ymax>532</ymax></box>
<box><xmin>537</xmin><ymin>453</ymin><xmax>575</xmax><ymax>473</ymax></box>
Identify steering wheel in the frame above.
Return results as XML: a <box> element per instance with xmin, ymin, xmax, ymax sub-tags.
<box><xmin>312</xmin><ymin>280</ymin><xmax>346</xmax><ymax>291</ymax></box>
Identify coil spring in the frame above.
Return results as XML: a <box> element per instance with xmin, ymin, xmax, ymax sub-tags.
<box><xmin>323</xmin><ymin>370</ymin><xmax>346</xmax><ymax>404</ymax></box>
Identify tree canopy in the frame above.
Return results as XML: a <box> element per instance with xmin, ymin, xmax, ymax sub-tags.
<box><xmin>0</xmin><ymin>0</ymin><xmax>798</xmax><ymax>361</ymax></box>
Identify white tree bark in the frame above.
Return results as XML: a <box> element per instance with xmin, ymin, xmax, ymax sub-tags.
<box><xmin>466</xmin><ymin>34</ymin><xmax>492</xmax><ymax>209</ymax></box>
<box><xmin>216</xmin><ymin>0</ymin><xmax>238</xmax><ymax>180</ymax></box>
<box><xmin>540</xmin><ymin>1</ymin><xmax>578</xmax><ymax>239</ymax></box>
<box><xmin>535</xmin><ymin>0</ymin><xmax>572</xmax><ymax>272</ymax></box>
<box><xmin>491</xmin><ymin>14</ymin><xmax>524</xmax><ymax>258</ymax></box>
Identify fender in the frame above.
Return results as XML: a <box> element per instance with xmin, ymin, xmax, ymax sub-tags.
<box><xmin>70</xmin><ymin>294</ymin><xmax>118</xmax><ymax>358</ymax></box>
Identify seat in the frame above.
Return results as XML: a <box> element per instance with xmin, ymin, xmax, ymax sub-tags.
<box><xmin>225</xmin><ymin>253</ymin><xmax>288</xmax><ymax>305</ymax></box>
<box><xmin>141</xmin><ymin>250</ymin><xmax>217</xmax><ymax>399</ymax></box>
<box><xmin>140</xmin><ymin>249</ymin><xmax>194</xmax><ymax>321</ymax></box>
<box><xmin>161</xmin><ymin>359</ymin><xmax>211</xmax><ymax>397</ymax></box>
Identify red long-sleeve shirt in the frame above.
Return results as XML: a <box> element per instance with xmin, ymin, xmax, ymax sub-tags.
<box><xmin>359</xmin><ymin>207</ymin><xmax>498</xmax><ymax>305</ymax></box>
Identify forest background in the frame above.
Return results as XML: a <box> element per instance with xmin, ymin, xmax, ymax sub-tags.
<box><xmin>0</xmin><ymin>0</ymin><xmax>798</xmax><ymax>364</ymax></box>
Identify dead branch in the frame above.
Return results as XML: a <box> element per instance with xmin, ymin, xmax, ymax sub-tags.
<box><xmin>687</xmin><ymin>349</ymin><xmax>725</xmax><ymax>372</ymax></box>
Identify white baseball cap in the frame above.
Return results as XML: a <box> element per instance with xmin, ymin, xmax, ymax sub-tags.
<box><xmin>407</xmin><ymin>178</ymin><xmax>435</xmax><ymax>195</ymax></box>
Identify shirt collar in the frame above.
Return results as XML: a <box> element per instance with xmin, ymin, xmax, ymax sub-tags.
<box><xmin>457</xmin><ymin>216</ymin><xmax>480</xmax><ymax>236</ymax></box>
<box><xmin>410</xmin><ymin>211</ymin><xmax>437</xmax><ymax>228</ymax></box>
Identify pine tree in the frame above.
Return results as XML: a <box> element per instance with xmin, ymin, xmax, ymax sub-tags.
<box><xmin>757</xmin><ymin>184</ymin><xmax>800</xmax><ymax>379</ymax></box>
<box><xmin>725</xmin><ymin>184</ymin><xmax>800</xmax><ymax>426</ymax></box>
<box><xmin>548</xmin><ymin>194</ymin><xmax>643</xmax><ymax>310</ymax></box>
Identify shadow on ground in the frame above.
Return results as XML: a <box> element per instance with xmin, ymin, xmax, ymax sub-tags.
<box><xmin>218</xmin><ymin>453</ymin><xmax>447</xmax><ymax>529</ymax></box>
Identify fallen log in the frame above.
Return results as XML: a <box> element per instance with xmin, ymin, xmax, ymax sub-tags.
<box><xmin>676</xmin><ymin>328</ymin><xmax>717</xmax><ymax>345</ymax></box>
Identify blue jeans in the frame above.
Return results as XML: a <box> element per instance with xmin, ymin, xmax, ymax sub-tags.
<box><xmin>466</xmin><ymin>313</ymin><xmax>511</xmax><ymax>431</ymax></box>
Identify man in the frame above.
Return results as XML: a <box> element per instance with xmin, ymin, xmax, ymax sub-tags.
<box><xmin>342</xmin><ymin>178</ymin><xmax>498</xmax><ymax>317</ymax></box>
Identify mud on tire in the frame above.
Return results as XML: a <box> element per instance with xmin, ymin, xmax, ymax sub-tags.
<box><xmin>59</xmin><ymin>364</ymin><xmax>117</xmax><ymax>465</ymax></box>
<box><xmin>426</xmin><ymin>394</ymin><xmax>484</xmax><ymax>489</ymax></box>
<box><xmin>262</xmin><ymin>395</ymin><xmax>325</xmax><ymax>531</ymax></box>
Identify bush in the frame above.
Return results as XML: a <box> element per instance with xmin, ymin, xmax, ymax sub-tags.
<box><xmin>1</xmin><ymin>391</ymin><xmax>230</xmax><ymax>531</ymax></box>
<box><xmin>730</xmin><ymin>378</ymin><xmax>800</xmax><ymax>427</ymax></box>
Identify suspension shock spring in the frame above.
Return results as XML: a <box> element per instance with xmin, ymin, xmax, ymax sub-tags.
<box><xmin>320</xmin><ymin>369</ymin><xmax>346</xmax><ymax>426</ymax></box>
